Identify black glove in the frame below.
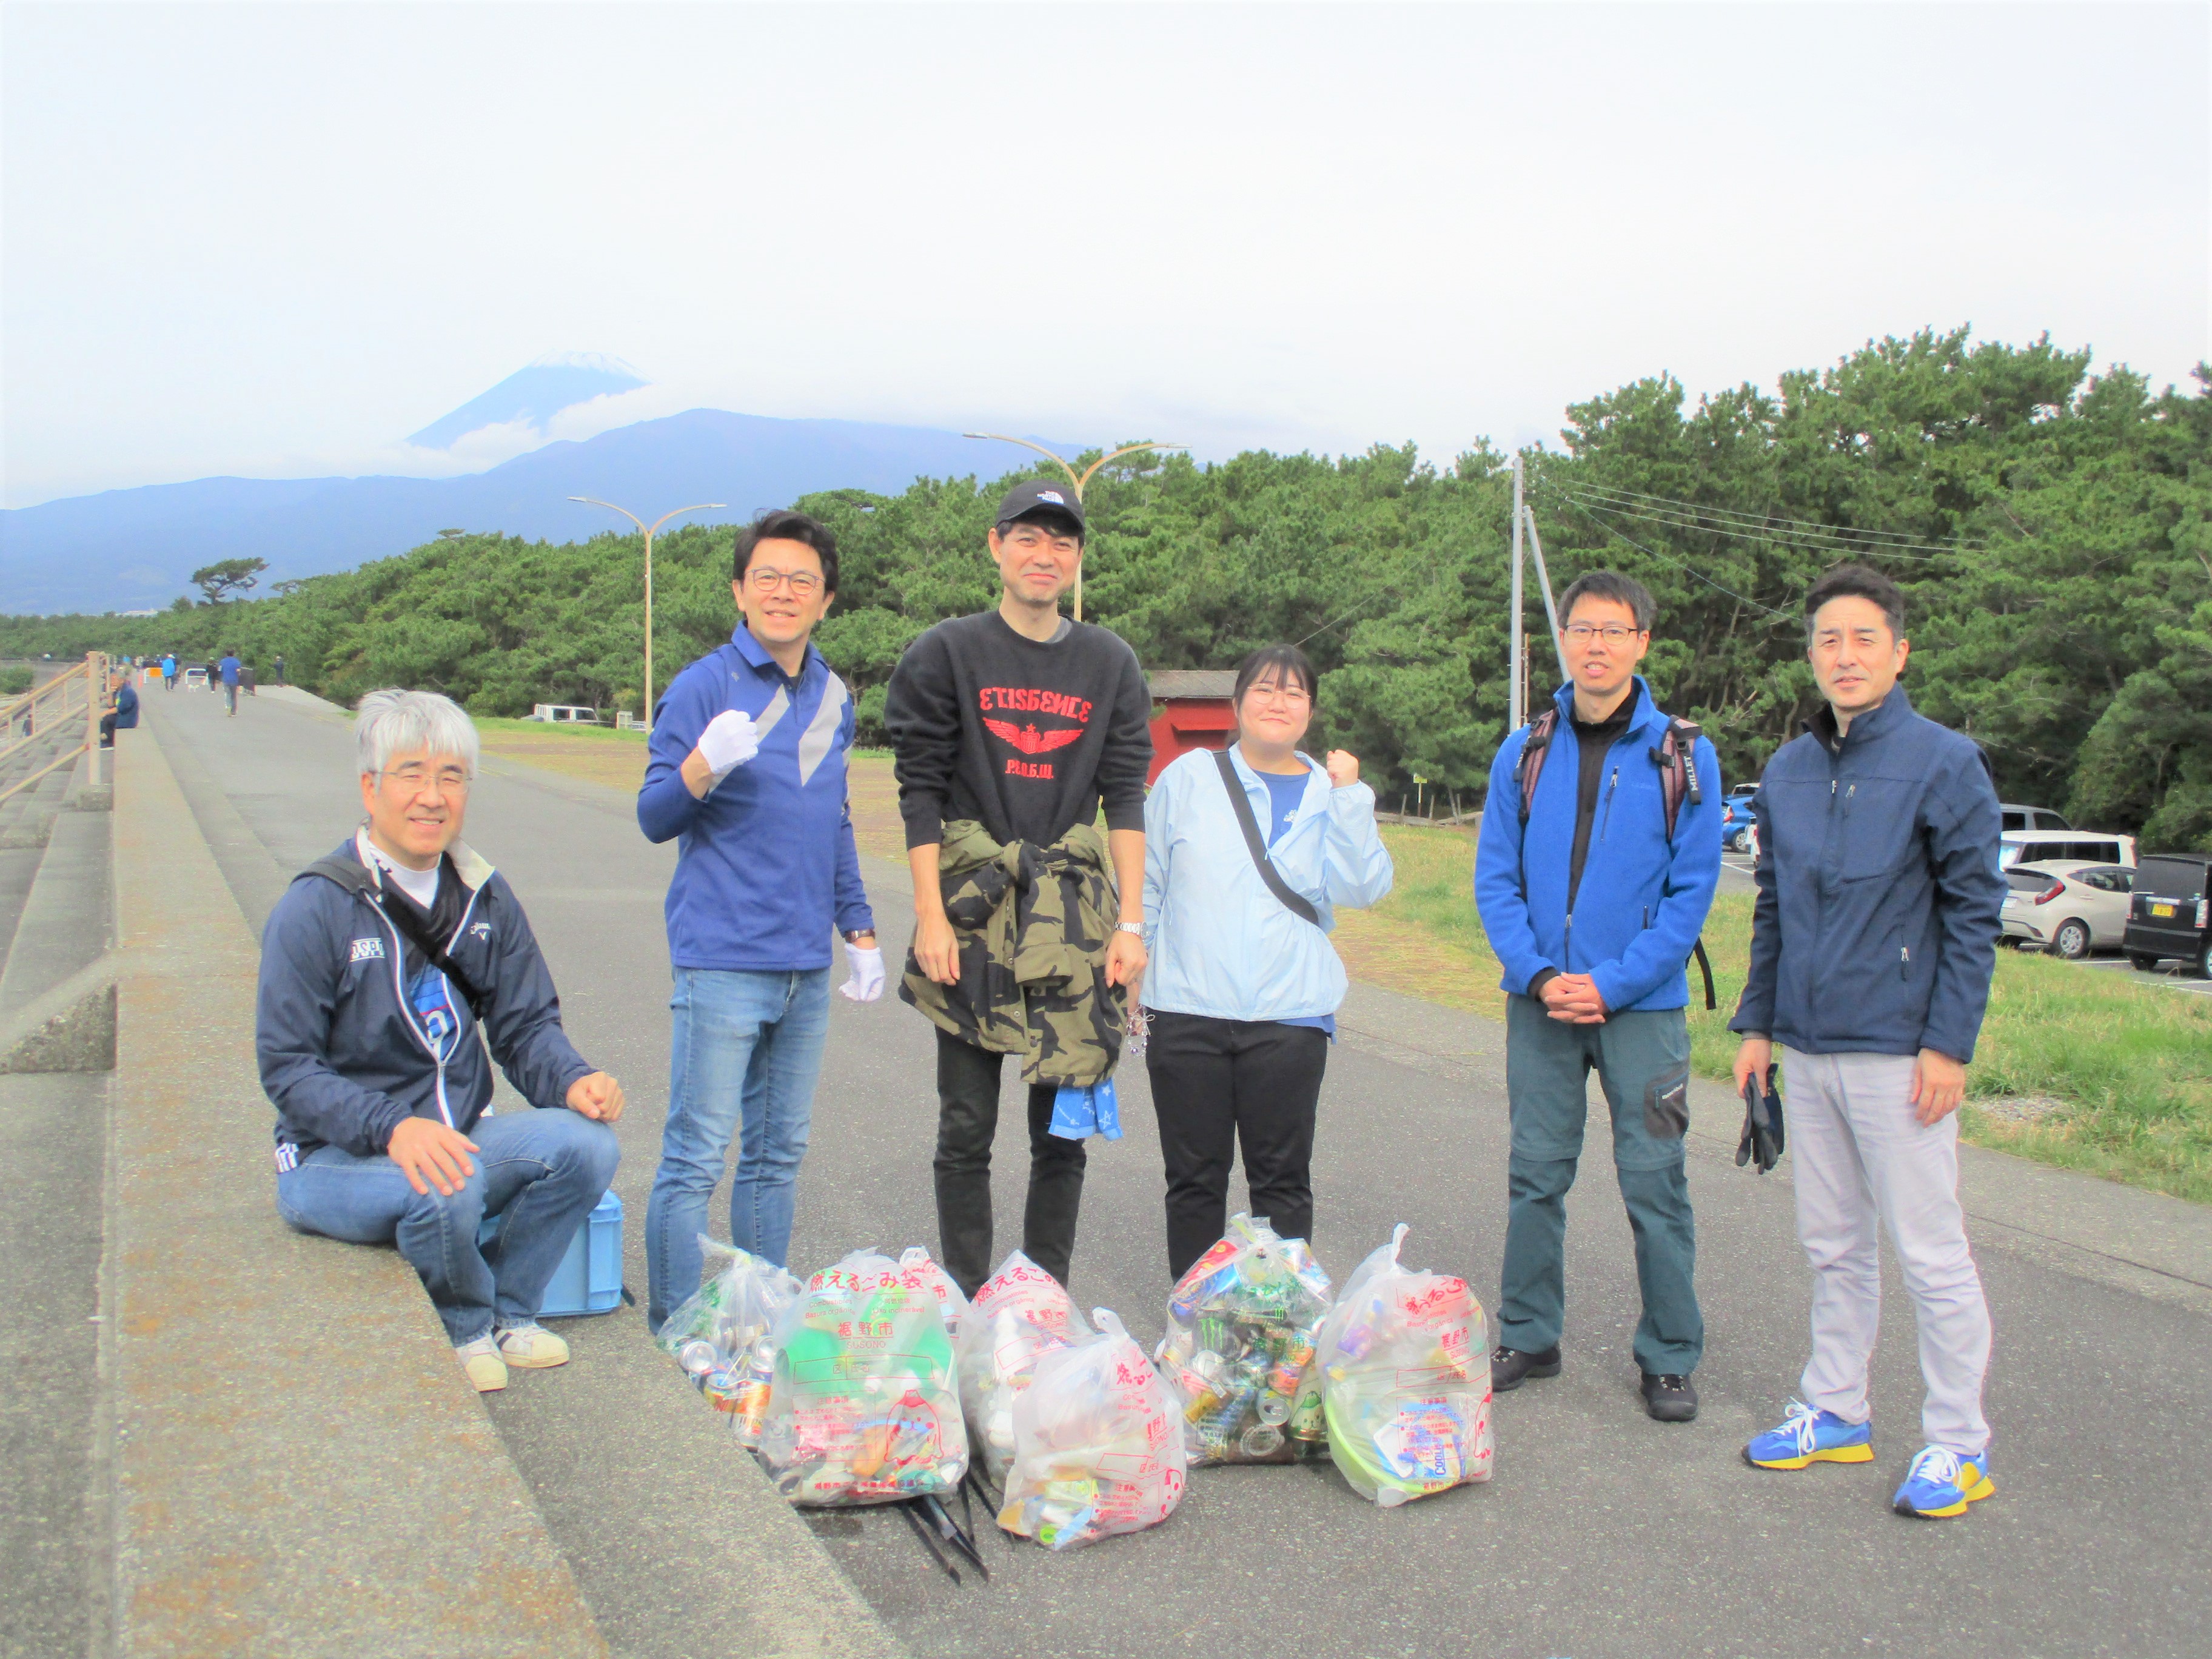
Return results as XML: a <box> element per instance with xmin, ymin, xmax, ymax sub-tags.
<box><xmin>1735</xmin><ymin>1065</ymin><xmax>1784</xmax><ymax>1174</ymax></box>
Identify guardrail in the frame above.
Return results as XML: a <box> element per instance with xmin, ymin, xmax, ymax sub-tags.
<box><xmin>0</xmin><ymin>652</ymin><xmax>109</xmax><ymax>805</ymax></box>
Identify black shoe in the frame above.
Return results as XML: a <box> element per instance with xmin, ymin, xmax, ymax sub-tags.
<box><xmin>1489</xmin><ymin>1344</ymin><xmax>1562</xmax><ymax>1391</ymax></box>
<box><xmin>1641</xmin><ymin>1371</ymin><xmax>1698</xmax><ymax>1423</ymax></box>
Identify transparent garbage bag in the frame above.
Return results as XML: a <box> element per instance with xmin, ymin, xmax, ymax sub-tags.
<box><xmin>757</xmin><ymin>1247</ymin><xmax>969</xmax><ymax>1506</ymax></box>
<box><xmin>896</xmin><ymin>1245</ymin><xmax>970</xmax><ymax>1336</ymax></box>
<box><xmin>1305</xmin><ymin>1224</ymin><xmax>1493</xmax><ymax>1507</ymax></box>
<box><xmin>997</xmin><ymin>1308</ymin><xmax>1187</xmax><ymax>1551</ymax></box>
<box><xmin>955</xmin><ymin>1250</ymin><xmax>1093</xmax><ymax>1483</ymax></box>
<box><xmin>654</xmin><ymin>1236</ymin><xmax>800</xmax><ymax>1447</ymax></box>
<box><xmin>1154</xmin><ymin>1213</ymin><xmax>1333</xmax><ymax>1464</ymax></box>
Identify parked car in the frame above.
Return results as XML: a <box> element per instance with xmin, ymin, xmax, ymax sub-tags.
<box><xmin>1997</xmin><ymin>830</ymin><xmax>2136</xmax><ymax>871</ymax></box>
<box><xmin>1999</xmin><ymin>803</ymin><xmax>2072</xmax><ymax>834</ymax></box>
<box><xmin>1720</xmin><ymin>786</ymin><xmax>1759</xmax><ymax>851</ymax></box>
<box><xmin>526</xmin><ymin>703</ymin><xmax>601</xmax><ymax>725</ymax></box>
<box><xmin>1999</xmin><ymin>861</ymin><xmax>2134</xmax><ymax>959</ymax></box>
<box><xmin>2123</xmin><ymin>852</ymin><xmax>2212</xmax><ymax>979</ymax></box>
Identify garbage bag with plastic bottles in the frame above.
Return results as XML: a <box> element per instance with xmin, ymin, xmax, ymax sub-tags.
<box><xmin>955</xmin><ymin>1250</ymin><xmax>1093</xmax><ymax>1483</ymax></box>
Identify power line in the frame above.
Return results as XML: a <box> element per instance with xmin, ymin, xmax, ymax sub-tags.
<box><xmin>1567</xmin><ymin>481</ymin><xmax>1985</xmax><ymax>552</ymax></box>
<box><xmin>1552</xmin><ymin>494</ymin><xmax>1798</xmax><ymax>619</ymax></box>
<box><xmin>1560</xmin><ymin>483</ymin><xmax>1976</xmax><ymax>561</ymax></box>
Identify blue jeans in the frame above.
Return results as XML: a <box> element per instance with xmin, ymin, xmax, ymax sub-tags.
<box><xmin>646</xmin><ymin>966</ymin><xmax>830</xmax><ymax>1330</ymax></box>
<box><xmin>1498</xmin><ymin>996</ymin><xmax>1703</xmax><ymax>1376</ymax></box>
<box><xmin>275</xmin><ymin>1108</ymin><xmax>620</xmax><ymax>1345</ymax></box>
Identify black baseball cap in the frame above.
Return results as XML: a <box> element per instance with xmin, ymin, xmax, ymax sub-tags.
<box><xmin>994</xmin><ymin>478</ymin><xmax>1085</xmax><ymax>535</ymax></box>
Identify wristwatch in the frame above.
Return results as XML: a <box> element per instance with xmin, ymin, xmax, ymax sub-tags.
<box><xmin>844</xmin><ymin>930</ymin><xmax>877</xmax><ymax>945</ymax></box>
<box><xmin>1115</xmin><ymin>922</ymin><xmax>1145</xmax><ymax>937</ymax></box>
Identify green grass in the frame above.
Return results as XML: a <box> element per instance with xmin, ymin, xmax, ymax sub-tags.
<box><xmin>1342</xmin><ymin>823</ymin><xmax>2212</xmax><ymax>1205</ymax></box>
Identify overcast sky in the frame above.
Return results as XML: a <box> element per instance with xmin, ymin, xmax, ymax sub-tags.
<box><xmin>3</xmin><ymin>1</ymin><xmax>2205</xmax><ymax>508</ymax></box>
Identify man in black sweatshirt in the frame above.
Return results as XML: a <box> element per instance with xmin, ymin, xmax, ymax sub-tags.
<box><xmin>883</xmin><ymin>478</ymin><xmax>1153</xmax><ymax>1294</ymax></box>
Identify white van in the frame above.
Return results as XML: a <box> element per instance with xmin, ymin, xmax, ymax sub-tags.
<box><xmin>1997</xmin><ymin>830</ymin><xmax>2136</xmax><ymax>871</ymax></box>
<box><xmin>527</xmin><ymin>703</ymin><xmax>600</xmax><ymax>725</ymax></box>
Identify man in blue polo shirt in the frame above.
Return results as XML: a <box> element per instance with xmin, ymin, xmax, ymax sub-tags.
<box><xmin>637</xmin><ymin>508</ymin><xmax>882</xmax><ymax>1331</ymax></box>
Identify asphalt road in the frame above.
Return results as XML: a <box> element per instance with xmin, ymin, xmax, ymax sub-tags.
<box><xmin>147</xmin><ymin>686</ymin><xmax>2211</xmax><ymax>1659</ymax></box>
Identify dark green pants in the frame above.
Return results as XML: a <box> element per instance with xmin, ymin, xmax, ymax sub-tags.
<box><xmin>1498</xmin><ymin>996</ymin><xmax>1703</xmax><ymax>1376</ymax></box>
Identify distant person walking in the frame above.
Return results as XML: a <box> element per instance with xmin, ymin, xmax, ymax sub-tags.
<box><xmin>274</xmin><ymin>654</ymin><xmax>286</xmax><ymax>686</ymax></box>
<box><xmin>161</xmin><ymin>652</ymin><xmax>177</xmax><ymax>691</ymax></box>
<box><xmin>636</xmin><ymin>509</ymin><xmax>880</xmax><ymax>1329</ymax></box>
<box><xmin>218</xmin><ymin>650</ymin><xmax>242</xmax><ymax>716</ymax></box>
<box><xmin>1734</xmin><ymin>563</ymin><xmax>2006</xmax><ymax>1521</ymax></box>
<box><xmin>1473</xmin><ymin>570</ymin><xmax>1723</xmax><ymax>1425</ymax></box>
<box><xmin>1138</xmin><ymin>644</ymin><xmax>1393</xmax><ymax>1279</ymax></box>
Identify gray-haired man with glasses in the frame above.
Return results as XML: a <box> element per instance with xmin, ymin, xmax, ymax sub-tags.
<box><xmin>258</xmin><ymin>689</ymin><xmax>625</xmax><ymax>1393</ymax></box>
<box><xmin>637</xmin><ymin>508</ymin><xmax>880</xmax><ymax>1332</ymax></box>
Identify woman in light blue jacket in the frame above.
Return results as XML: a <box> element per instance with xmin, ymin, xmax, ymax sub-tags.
<box><xmin>1140</xmin><ymin>645</ymin><xmax>1394</xmax><ymax>1279</ymax></box>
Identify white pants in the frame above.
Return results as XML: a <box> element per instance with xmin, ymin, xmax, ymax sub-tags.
<box><xmin>1780</xmin><ymin>1047</ymin><xmax>1992</xmax><ymax>1455</ymax></box>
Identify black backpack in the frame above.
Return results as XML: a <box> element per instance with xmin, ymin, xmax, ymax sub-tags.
<box><xmin>1512</xmin><ymin>708</ymin><xmax>1717</xmax><ymax>1010</ymax></box>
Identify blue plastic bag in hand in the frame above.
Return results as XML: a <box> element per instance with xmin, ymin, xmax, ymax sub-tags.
<box><xmin>1048</xmin><ymin>1079</ymin><xmax>1122</xmax><ymax>1142</ymax></box>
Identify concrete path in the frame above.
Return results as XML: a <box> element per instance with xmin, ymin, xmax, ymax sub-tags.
<box><xmin>142</xmin><ymin>686</ymin><xmax>2211</xmax><ymax>1659</ymax></box>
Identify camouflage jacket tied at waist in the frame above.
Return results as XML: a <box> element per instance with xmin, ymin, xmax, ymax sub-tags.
<box><xmin>899</xmin><ymin>818</ymin><xmax>1124</xmax><ymax>1087</ymax></box>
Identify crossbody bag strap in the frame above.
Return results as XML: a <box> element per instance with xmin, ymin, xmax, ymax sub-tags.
<box><xmin>302</xmin><ymin>855</ymin><xmax>491</xmax><ymax>1017</ymax></box>
<box><xmin>1212</xmin><ymin>748</ymin><xmax>1322</xmax><ymax>928</ymax></box>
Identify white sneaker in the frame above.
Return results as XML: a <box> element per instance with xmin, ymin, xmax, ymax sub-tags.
<box><xmin>455</xmin><ymin>1335</ymin><xmax>508</xmax><ymax>1392</ymax></box>
<box><xmin>495</xmin><ymin>1323</ymin><xmax>569</xmax><ymax>1369</ymax></box>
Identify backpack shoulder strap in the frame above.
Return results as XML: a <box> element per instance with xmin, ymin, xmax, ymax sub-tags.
<box><xmin>300</xmin><ymin>854</ymin><xmax>377</xmax><ymax>896</ymax></box>
<box><xmin>1513</xmin><ymin>709</ymin><xmax>1561</xmax><ymax>825</ymax></box>
<box><xmin>1649</xmin><ymin>716</ymin><xmax>1704</xmax><ymax>842</ymax></box>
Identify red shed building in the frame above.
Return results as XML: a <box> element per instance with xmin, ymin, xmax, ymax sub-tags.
<box><xmin>1145</xmin><ymin>669</ymin><xmax>1238</xmax><ymax>785</ymax></box>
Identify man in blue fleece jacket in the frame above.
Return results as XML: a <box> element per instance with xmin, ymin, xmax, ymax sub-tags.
<box><xmin>637</xmin><ymin>509</ymin><xmax>880</xmax><ymax>1329</ymax></box>
<box><xmin>1474</xmin><ymin>571</ymin><xmax>1721</xmax><ymax>1424</ymax></box>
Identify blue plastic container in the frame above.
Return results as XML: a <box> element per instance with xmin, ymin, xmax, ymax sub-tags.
<box><xmin>477</xmin><ymin>1190</ymin><xmax>624</xmax><ymax>1318</ymax></box>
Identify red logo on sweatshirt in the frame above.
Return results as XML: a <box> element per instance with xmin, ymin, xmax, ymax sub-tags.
<box><xmin>979</xmin><ymin>686</ymin><xmax>1089</xmax><ymax>782</ymax></box>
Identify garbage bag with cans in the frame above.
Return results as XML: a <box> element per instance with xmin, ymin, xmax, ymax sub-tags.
<box><xmin>896</xmin><ymin>1244</ymin><xmax>970</xmax><ymax>1336</ymax></box>
<box><xmin>654</xmin><ymin>1237</ymin><xmax>801</xmax><ymax>1447</ymax></box>
<box><xmin>997</xmin><ymin>1308</ymin><xmax>1188</xmax><ymax>1550</ymax></box>
<box><xmin>1154</xmin><ymin>1213</ymin><xmax>1333</xmax><ymax>1464</ymax></box>
<box><xmin>757</xmin><ymin>1247</ymin><xmax>969</xmax><ymax>1506</ymax></box>
<box><xmin>956</xmin><ymin>1250</ymin><xmax>1093</xmax><ymax>1483</ymax></box>
<box><xmin>1301</xmin><ymin>1223</ymin><xmax>1495</xmax><ymax>1507</ymax></box>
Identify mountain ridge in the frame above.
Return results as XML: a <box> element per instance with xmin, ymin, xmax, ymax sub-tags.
<box><xmin>0</xmin><ymin>408</ymin><xmax>1077</xmax><ymax>615</ymax></box>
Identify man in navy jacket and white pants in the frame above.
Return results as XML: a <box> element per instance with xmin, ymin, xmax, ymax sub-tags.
<box><xmin>259</xmin><ymin>689</ymin><xmax>625</xmax><ymax>1394</ymax></box>
<box><xmin>637</xmin><ymin>509</ymin><xmax>881</xmax><ymax>1331</ymax></box>
<box><xmin>1735</xmin><ymin>564</ymin><xmax>2006</xmax><ymax>1521</ymax></box>
<box><xmin>1475</xmin><ymin>571</ymin><xmax>1722</xmax><ymax>1424</ymax></box>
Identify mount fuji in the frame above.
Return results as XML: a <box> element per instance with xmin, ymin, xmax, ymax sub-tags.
<box><xmin>0</xmin><ymin>360</ymin><xmax>1076</xmax><ymax>615</ymax></box>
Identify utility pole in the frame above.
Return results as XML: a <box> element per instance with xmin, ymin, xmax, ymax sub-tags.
<box><xmin>1507</xmin><ymin>452</ymin><xmax>1572</xmax><ymax>730</ymax></box>
<box><xmin>1510</xmin><ymin>455</ymin><xmax>1526</xmax><ymax>731</ymax></box>
<box><xmin>963</xmin><ymin>435</ymin><xmax>1185</xmax><ymax>622</ymax></box>
<box><xmin>567</xmin><ymin>497</ymin><xmax>725</xmax><ymax>727</ymax></box>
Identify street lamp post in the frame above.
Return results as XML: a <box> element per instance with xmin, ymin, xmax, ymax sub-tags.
<box><xmin>568</xmin><ymin>496</ymin><xmax>725</xmax><ymax>726</ymax></box>
<box><xmin>963</xmin><ymin>434</ymin><xmax>1183</xmax><ymax>622</ymax></box>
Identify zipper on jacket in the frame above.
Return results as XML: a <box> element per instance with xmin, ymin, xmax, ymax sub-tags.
<box><xmin>1599</xmin><ymin>767</ymin><xmax>1620</xmax><ymax>841</ymax></box>
<box><xmin>1900</xmin><ymin>945</ymin><xmax>1911</xmax><ymax>981</ymax></box>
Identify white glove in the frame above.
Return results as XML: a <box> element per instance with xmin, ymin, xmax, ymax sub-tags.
<box><xmin>837</xmin><ymin>945</ymin><xmax>886</xmax><ymax>1002</ymax></box>
<box><xmin>697</xmin><ymin>708</ymin><xmax>760</xmax><ymax>775</ymax></box>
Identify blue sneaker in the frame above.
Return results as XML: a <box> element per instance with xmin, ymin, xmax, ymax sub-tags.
<box><xmin>1744</xmin><ymin>1399</ymin><xmax>1874</xmax><ymax>1470</ymax></box>
<box><xmin>1892</xmin><ymin>1444</ymin><xmax>1994</xmax><ymax>1518</ymax></box>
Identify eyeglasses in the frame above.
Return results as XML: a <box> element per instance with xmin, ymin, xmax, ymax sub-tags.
<box><xmin>381</xmin><ymin>764</ymin><xmax>472</xmax><ymax>793</ymax></box>
<box><xmin>746</xmin><ymin>567</ymin><xmax>823</xmax><ymax>598</ymax></box>
<box><xmin>1564</xmin><ymin>623</ymin><xmax>1642</xmax><ymax>645</ymax></box>
<box><xmin>1244</xmin><ymin>680</ymin><xmax>1311</xmax><ymax>706</ymax></box>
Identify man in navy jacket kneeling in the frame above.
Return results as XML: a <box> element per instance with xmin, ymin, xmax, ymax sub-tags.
<box><xmin>257</xmin><ymin>689</ymin><xmax>623</xmax><ymax>1393</ymax></box>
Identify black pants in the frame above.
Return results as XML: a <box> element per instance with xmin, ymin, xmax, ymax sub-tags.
<box><xmin>933</xmin><ymin>1030</ymin><xmax>1087</xmax><ymax>1297</ymax></box>
<box><xmin>1145</xmin><ymin>1011</ymin><xmax>1328</xmax><ymax>1281</ymax></box>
